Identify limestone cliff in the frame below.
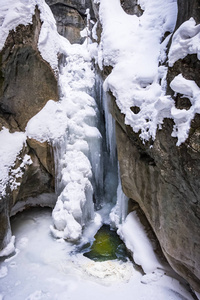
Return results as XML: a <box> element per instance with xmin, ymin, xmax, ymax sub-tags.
<box><xmin>105</xmin><ymin>0</ymin><xmax>200</xmax><ymax>293</ymax></box>
<box><xmin>46</xmin><ymin>0</ymin><xmax>95</xmax><ymax>43</ymax></box>
<box><xmin>0</xmin><ymin>0</ymin><xmax>200</xmax><ymax>295</ymax></box>
<box><xmin>0</xmin><ymin>7</ymin><xmax>57</xmax><ymax>250</ymax></box>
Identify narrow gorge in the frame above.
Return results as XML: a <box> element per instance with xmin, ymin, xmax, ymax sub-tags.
<box><xmin>0</xmin><ymin>0</ymin><xmax>200</xmax><ymax>299</ymax></box>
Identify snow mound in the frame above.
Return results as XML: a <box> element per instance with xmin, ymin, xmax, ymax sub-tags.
<box><xmin>118</xmin><ymin>211</ymin><xmax>163</xmax><ymax>274</ymax></box>
<box><xmin>0</xmin><ymin>0</ymin><xmax>66</xmax><ymax>72</ymax></box>
<box><xmin>94</xmin><ymin>0</ymin><xmax>178</xmax><ymax>142</ymax></box>
<box><xmin>170</xmin><ymin>74</ymin><xmax>200</xmax><ymax>145</ymax></box>
<box><xmin>169</xmin><ymin>17</ymin><xmax>200</xmax><ymax>67</ymax></box>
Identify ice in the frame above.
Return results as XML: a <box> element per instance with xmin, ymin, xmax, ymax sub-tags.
<box><xmin>0</xmin><ymin>1</ymin><xmax>199</xmax><ymax>298</ymax></box>
<box><xmin>10</xmin><ymin>154</ymin><xmax>32</xmax><ymax>192</ymax></box>
<box><xmin>0</xmin><ymin>208</ymin><xmax>195</xmax><ymax>300</ymax></box>
<box><xmin>102</xmin><ymin>91</ymin><xmax>116</xmax><ymax>162</ymax></box>
<box><xmin>93</xmin><ymin>0</ymin><xmax>178</xmax><ymax>143</ymax></box>
<box><xmin>25</xmin><ymin>290</ymin><xmax>47</xmax><ymax>300</ymax></box>
<box><xmin>25</xmin><ymin>28</ymin><xmax>115</xmax><ymax>241</ymax></box>
<box><xmin>11</xmin><ymin>193</ymin><xmax>56</xmax><ymax>216</ymax></box>
<box><xmin>49</xmin><ymin>48</ymin><xmax>103</xmax><ymax>241</ymax></box>
<box><xmin>24</xmin><ymin>25</ymin><xmax>104</xmax><ymax>241</ymax></box>
<box><xmin>195</xmin><ymin>292</ymin><xmax>200</xmax><ymax>300</ymax></box>
<box><xmin>79</xmin><ymin>256</ymin><xmax>133</xmax><ymax>282</ymax></box>
<box><xmin>110</xmin><ymin>175</ymin><xmax>129</xmax><ymax>227</ymax></box>
<box><xmin>118</xmin><ymin>211</ymin><xmax>163</xmax><ymax>274</ymax></box>
<box><xmin>0</xmin><ymin>266</ymin><xmax>8</xmax><ymax>278</ymax></box>
<box><xmin>92</xmin><ymin>74</ymin><xmax>118</xmax><ymax>214</ymax></box>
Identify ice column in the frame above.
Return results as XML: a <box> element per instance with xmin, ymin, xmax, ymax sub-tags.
<box><xmin>50</xmin><ymin>45</ymin><xmax>103</xmax><ymax>241</ymax></box>
<box><xmin>110</xmin><ymin>166</ymin><xmax>129</xmax><ymax>228</ymax></box>
<box><xmin>96</xmin><ymin>75</ymin><xmax>116</xmax><ymax>163</ymax></box>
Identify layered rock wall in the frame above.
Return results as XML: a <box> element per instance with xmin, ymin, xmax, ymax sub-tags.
<box><xmin>0</xmin><ymin>7</ymin><xmax>58</xmax><ymax>250</ymax></box>
<box><xmin>46</xmin><ymin>0</ymin><xmax>95</xmax><ymax>43</ymax></box>
<box><xmin>107</xmin><ymin>0</ymin><xmax>200</xmax><ymax>292</ymax></box>
<box><xmin>1</xmin><ymin>0</ymin><xmax>200</xmax><ymax>294</ymax></box>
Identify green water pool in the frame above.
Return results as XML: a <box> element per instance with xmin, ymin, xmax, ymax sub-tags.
<box><xmin>83</xmin><ymin>225</ymin><xmax>129</xmax><ymax>262</ymax></box>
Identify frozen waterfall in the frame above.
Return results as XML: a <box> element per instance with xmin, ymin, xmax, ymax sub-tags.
<box><xmin>48</xmin><ymin>43</ymin><xmax>124</xmax><ymax>242</ymax></box>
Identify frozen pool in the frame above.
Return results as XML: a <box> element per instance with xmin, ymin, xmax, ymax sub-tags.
<box><xmin>0</xmin><ymin>208</ymin><xmax>195</xmax><ymax>300</ymax></box>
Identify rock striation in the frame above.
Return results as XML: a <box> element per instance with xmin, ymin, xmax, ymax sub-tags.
<box><xmin>106</xmin><ymin>0</ymin><xmax>200</xmax><ymax>293</ymax></box>
<box><xmin>0</xmin><ymin>7</ymin><xmax>57</xmax><ymax>250</ymax></box>
<box><xmin>1</xmin><ymin>0</ymin><xmax>200</xmax><ymax>294</ymax></box>
<box><xmin>45</xmin><ymin>0</ymin><xmax>95</xmax><ymax>43</ymax></box>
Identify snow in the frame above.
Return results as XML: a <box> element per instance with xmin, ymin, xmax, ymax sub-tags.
<box><xmin>196</xmin><ymin>292</ymin><xmax>200</xmax><ymax>300</ymax></box>
<box><xmin>1</xmin><ymin>0</ymin><xmax>195</xmax><ymax>146</ymax></box>
<box><xmin>0</xmin><ymin>0</ymin><xmax>199</xmax><ymax>297</ymax></box>
<box><xmin>26</xmin><ymin>40</ymin><xmax>103</xmax><ymax>241</ymax></box>
<box><xmin>168</xmin><ymin>17</ymin><xmax>200</xmax><ymax>67</ymax></box>
<box><xmin>91</xmin><ymin>0</ymin><xmax>200</xmax><ymax>146</ymax></box>
<box><xmin>118</xmin><ymin>211</ymin><xmax>162</xmax><ymax>274</ymax></box>
<box><xmin>0</xmin><ymin>236</ymin><xmax>15</xmax><ymax>257</ymax></box>
<box><xmin>0</xmin><ymin>208</ymin><xmax>195</xmax><ymax>300</ymax></box>
<box><xmin>26</xmin><ymin>100</ymin><xmax>68</xmax><ymax>143</ymax></box>
<box><xmin>93</xmin><ymin>0</ymin><xmax>178</xmax><ymax>142</ymax></box>
<box><xmin>0</xmin><ymin>266</ymin><xmax>8</xmax><ymax>279</ymax></box>
<box><xmin>0</xmin><ymin>0</ymin><xmax>36</xmax><ymax>50</ymax></box>
<box><xmin>110</xmin><ymin>175</ymin><xmax>129</xmax><ymax>227</ymax></box>
<box><xmin>0</xmin><ymin>128</ymin><xmax>26</xmax><ymax>197</ymax></box>
<box><xmin>0</xmin><ymin>0</ymin><xmax>64</xmax><ymax>72</ymax></box>
<box><xmin>48</xmin><ymin>44</ymin><xmax>103</xmax><ymax>241</ymax></box>
<box><xmin>170</xmin><ymin>74</ymin><xmax>200</xmax><ymax>145</ymax></box>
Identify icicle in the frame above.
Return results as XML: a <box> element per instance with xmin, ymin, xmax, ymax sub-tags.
<box><xmin>50</xmin><ymin>45</ymin><xmax>104</xmax><ymax>242</ymax></box>
<box><xmin>102</xmin><ymin>91</ymin><xmax>116</xmax><ymax>163</ymax></box>
<box><xmin>52</xmin><ymin>137</ymin><xmax>66</xmax><ymax>195</ymax></box>
<box><xmin>95</xmin><ymin>74</ymin><xmax>116</xmax><ymax>164</ymax></box>
<box><xmin>109</xmin><ymin>165</ymin><xmax>129</xmax><ymax>228</ymax></box>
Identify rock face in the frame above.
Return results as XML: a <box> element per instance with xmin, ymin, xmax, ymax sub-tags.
<box><xmin>0</xmin><ymin>0</ymin><xmax>200</xmax><ymax>294</ymax></box>
<box><xmin>0</xmin><ymin>7</ymin><xmax>57</xmax><ymax>250</ymax></box>
<box><xmin>46</xmin><ymin>0</ymin><xmax>95</xmax><ymax>43</ymax></box>
<box><xmin>114</xmin><ymin>113</ymin><xmax>200</xmax><ymax>292</ymax></box>
<box><xmin>107</xmin><ymin>0</ymin><xmax>200</xmax><ymax>293</ymax></box>
<box><xmin>0</xmin><ymin>8</ymin><xmax>58</xmax><ymax>131</ymax></box>
<box><xmin>175</xmin><ymin>0</ymin><xmax>200</xmax><ymax>30</ymax></box>
<box><xmin>120</xmin><ymin>0</ymin><xmax>143</xmax><ymax>16</ymax></box>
